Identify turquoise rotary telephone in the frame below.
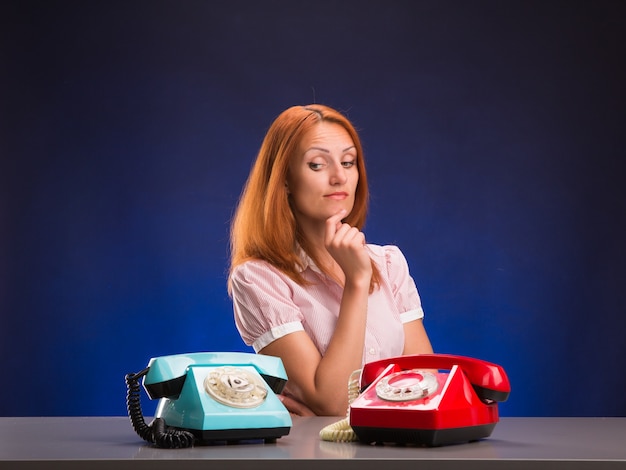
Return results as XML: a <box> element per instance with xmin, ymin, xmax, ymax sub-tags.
<box><xmin>125</xmin><ymin>352</ymin><xmax>292</xmax><ymax>448</ymax></box>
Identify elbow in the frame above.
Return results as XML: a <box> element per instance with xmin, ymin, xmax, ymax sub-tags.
<box><xmin>278</xmin><ymin>392</ymin><xmax>346</xmax><ymax>417</ymax></box>
<box><xmin>310</xmin><ymin>400</ymin><xmax>348</xmax><ymax>417</ymax></box>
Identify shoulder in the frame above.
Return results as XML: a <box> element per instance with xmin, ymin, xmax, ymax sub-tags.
<box><xmin>230</xmin><ymin>258</ymin><xmax>298</xmax><ymax>293</ymax></box>
<box><xmin>366</xmin><ymin>244</ymin><xmax>407</xmax><ymax>264</ymax></box>
<box><xmin>231</xmin><ymin>258</ymin><xmax>287</xmax><ymax>283</ymax></box>
<box><xmin>367</xmin><ymin>244</ymin><xmax>411</xmax><ymax>278</ymax></box>
<box><xmin>229</xmin><ymin>259</ymin><xmax>301</xmax><ymax>309</ymax></box>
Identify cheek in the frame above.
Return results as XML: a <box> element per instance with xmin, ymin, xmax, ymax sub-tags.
<box><xmin>288</xmin><ymin>177</ymin><xmax>323</xmax><ymax>212</ymax></box>
<box><xmin>349</xmin><ymin>170</ymin><xmax>360</xmax><ymax>189</ymax></box>
<box><xmin>290</xmin><ymin>171</ymin><xmax>320</xmax><ymax>195</ymax></box>
<box><xmin>290</xmin><ymin>183</ymin><xmax>315</xmax><ymax>207</ymax></box>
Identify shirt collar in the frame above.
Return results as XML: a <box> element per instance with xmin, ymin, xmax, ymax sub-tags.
<box><xmin>296</xmin><ymin>245</ymin><xmax>323</xmax><ymax>275</ymax></box>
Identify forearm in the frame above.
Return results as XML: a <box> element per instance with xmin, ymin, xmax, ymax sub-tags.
<box><xmin>308</xmin><ymin>279</ymin><xmax>370</xmax><ymax>415</ymax></box>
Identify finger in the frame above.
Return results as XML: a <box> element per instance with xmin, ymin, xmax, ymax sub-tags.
<box><xmin>326</xmin><ymin>209</ymin><xmax>347</xmax><ymax>227</ymax></box>
<box><xmin>325</xmin><ymin>209</ymin><xmax>347</xmax><ymax>242</ymax></box>
<box><xmin>352</xmin><ymin>229</ymin><xmax>367</xmax><ymax>247</ymax></box>
<box><xmin>337</xmin><ymin>225</ymin><xmax>366</xmax><ymax>247</ymax></box>
<box><xmin>329</xmin><ymin>227</ymin><xmax>366</xmax><ymax>257</ymax></box>
<box><xmin>327</xmin><ymin>222</ymin><xmax>355</xmax><ymax>248</ymax></box>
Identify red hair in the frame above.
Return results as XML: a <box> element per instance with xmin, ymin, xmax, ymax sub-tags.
<box><xmin>229</xmin><ymin>104</ymin><xmax>380</xmax><ymax>290</ymax></box>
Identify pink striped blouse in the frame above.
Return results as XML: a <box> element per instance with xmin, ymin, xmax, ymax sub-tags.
<box><xmin>230</xmin><ymin>244</ymin><xmax>425</xmax><ymax>365</ymax></box>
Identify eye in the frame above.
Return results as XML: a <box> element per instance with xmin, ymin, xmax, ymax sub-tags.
<box><xmin>341</xmin><ymin>160</ymin><xmax>356</xmax><ymax>168</ymax></box>
<box><xmin>307</xmin><ymin>162</ymin><xmax>325</xmax><ymax>171</ymax></box>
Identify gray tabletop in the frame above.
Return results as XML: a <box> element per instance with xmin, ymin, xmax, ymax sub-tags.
<box><xmin>1</xmin><ymin>416</ymin><xmax>625</xmax><ymax>469</ymax></box>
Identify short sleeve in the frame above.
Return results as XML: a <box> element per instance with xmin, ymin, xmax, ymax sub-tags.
<box><xmin>381</xmin><ymin>245</ymin><xmax>425</xmax><ymax>323</ymax></box>
<box><xmin>230</xmin><ymin>261</ymin><xmax>305</xmax><ymax>352</ymax></box>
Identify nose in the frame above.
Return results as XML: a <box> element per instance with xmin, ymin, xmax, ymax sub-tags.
<box><xmin>329</xmin><ymin>162</ymin><xmax>348</xmax><ymax>185</ymax></box>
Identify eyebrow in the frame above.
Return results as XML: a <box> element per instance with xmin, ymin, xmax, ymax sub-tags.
<box><xmin>304</xmin><ymin>145</ymin><xmax>356</xmax><ymax>155</ymax></box>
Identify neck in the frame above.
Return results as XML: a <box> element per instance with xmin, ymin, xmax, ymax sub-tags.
<box><xmin>296</xmin><ymin>217</ymin><xmax>345</xmax><ymax>284</ymax></box>
<box><xmin>295</xmin><ymin>214</ymin><xmax>326</xmax><ymax>250</ymax></box>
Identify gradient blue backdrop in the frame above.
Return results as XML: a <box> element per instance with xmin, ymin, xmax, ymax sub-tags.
<box><xmin>1</xmin><ymin>0</ymin><xmax>625</xmax><ymax>418</ymax></box>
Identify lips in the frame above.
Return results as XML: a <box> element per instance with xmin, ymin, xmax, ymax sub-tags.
<box><xmin>325</xmin><ymin>192</ymin><xmax>348</xmax><ymax>200</ymax></box>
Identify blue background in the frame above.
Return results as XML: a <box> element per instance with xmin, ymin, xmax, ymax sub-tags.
<box><xmin>1</xmin><ymin>0</ymin><xmax>625</xmax><ymax>418</ymax></box>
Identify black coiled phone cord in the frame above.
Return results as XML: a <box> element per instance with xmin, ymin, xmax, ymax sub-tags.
<box><xmin>125</xmin><ymin>369</ymin><xmax>195</xmax><ymax>448</ymax></box>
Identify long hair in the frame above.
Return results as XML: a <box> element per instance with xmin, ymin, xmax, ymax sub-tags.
<box><xmin>228</xmin><ymin>104</ymin><xmax>380</xmax><ymax>291</ymax></box>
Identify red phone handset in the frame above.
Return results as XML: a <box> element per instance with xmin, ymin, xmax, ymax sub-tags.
<box><xmin>359</xmin><ymin>353</ymin><xmax>510</xmax><ymax>403</ymax></box>
<box><xmin>349</xmin><ymin>354</ymin><xmax>511</xmax><ymax>446</ymax></box>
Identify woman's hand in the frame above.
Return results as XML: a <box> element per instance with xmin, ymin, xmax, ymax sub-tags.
<box><xmin>325</xmin><ymin>209</ymin><xmax>372</xmax><ymax>285</ymax></box>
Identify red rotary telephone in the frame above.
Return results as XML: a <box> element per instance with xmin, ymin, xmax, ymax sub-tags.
<box><xmin>349</xmin><ymin>354</ymin><xmax>511</xmax><ymax>446</ymax></box>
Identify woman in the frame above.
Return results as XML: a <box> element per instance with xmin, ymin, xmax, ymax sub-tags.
<box><xmin>228</xmin><ymin>104</ymin><xmax>433</xmax><ymax>416</ymax></box>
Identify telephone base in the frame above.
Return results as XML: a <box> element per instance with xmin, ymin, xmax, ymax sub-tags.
<box><xmin>351</xmin><ymin>423</ymin><xmax>496</xmax><ymax>447</ymax></box>
<box><xmin>191</xmin><ymin>426</ymin><xmax>291</xmax><ymax>444</ymax></box>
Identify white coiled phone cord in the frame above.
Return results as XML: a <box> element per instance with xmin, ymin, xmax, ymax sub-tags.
<box><xmin>319</xmin><ymin>369</ymin><xmax>361</xmax><ymax>442</ymax></box>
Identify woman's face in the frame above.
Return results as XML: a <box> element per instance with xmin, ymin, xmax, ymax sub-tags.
<box><xmin>286</xmin><ymin>121</ymin><xmax>359</xmax><ymax>227</ymax></box>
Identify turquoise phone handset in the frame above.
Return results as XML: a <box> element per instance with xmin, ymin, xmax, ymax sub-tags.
<box><xmin>125</xmin><ymin>352</ymin><xmax>292</xmax><ymax>448</ymax></box>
